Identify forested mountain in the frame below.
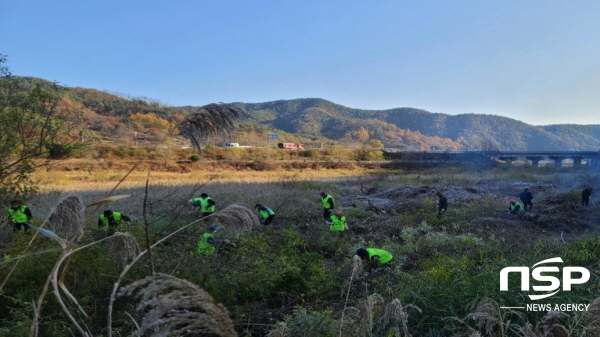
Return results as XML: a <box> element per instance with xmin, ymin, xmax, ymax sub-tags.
<box><xmin>234</xmin><ymin>99</ymin><xmax>600</xmax><ymax>151</ymax></box>
<box><xmin>11</xmin><ymin>77</ymin><xmax>600</xmax><ymax>151</ymax></box>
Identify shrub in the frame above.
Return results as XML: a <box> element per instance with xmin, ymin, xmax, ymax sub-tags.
<box><xmin>271</xmin><ymin>308</ymin><xmax>336</xmax><ymax>337</ymax></box>
<box><xmin>46</xmin><ymin>142</ymin><xmax>85</xmax><ymax>159</ymax></box>
<box><xmin>353</xmin><ymin>149</ymin><xmax>384</xmax><ymax>161</ymax></box>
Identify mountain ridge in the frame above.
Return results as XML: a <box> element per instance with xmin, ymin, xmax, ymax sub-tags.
<box><xmin>232</xmin><ymin>98</ymin><xmax>600</xmax><ymax>151</ymax></box>
<box><xmin>8</xmin><ymin>77</ymin><xmax>600</xmax><ymax>151</ymax></box>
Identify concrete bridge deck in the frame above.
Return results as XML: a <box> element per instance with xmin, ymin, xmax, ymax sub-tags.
<box><xmin>383</xmin><ymin>150</ymin><xmax>600</xmax><ymax>168</ymax></box>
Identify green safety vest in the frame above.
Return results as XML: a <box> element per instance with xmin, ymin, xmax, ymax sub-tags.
<box><xmin>329</xmin><ymin>215</ymin><xmax>346</xmax><ymax>231</ymax></box>
<box><xmin>193</xmin><ymin>197</ymin><xmax>215</xmax><ymax>213</ymax></box>
<box><xmin>366</xmin><ymin>248</ymin><xmax>393</xmax><ymax>265</ymax></box>
<box><xmin>99</xmin><ymin>212</ymin><xmax>123</xmax><ymax>231</ymax></box>
<box><xmin>259</xmin><ymin>207</ymin><xmax>275</xmax><ymax>218</ymax></box>
<box><xmin>197</xmin><ymin>233</ymin><xmax>215</xmax><ymax>255</ymax></box>
<box><xmin>321</xmin><ymin>195</ymin><xmax>334</xmax><ymax>209</ymax></box>
<box><xmin>509</xmin><ymin>203</ymin><xmax>524</xmax><ymax>213</ymax></box>
<box><xmin>8</xmin><ymin>205</ymin><xmax>29</xmax><ymax>223</ymax></box>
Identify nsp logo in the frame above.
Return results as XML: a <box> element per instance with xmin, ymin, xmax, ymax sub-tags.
<box><xmin>500</xmin><ymin>257</ymin><xmax>590</xmax><ymax>300</ymax></box>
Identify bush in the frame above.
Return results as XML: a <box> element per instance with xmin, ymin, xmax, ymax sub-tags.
<box><xmin>353</xmin><ymin>149</ymin><xmax>384</xmax><ymax>161</ymax></box>
<box><xmin>46</xmin><ymin>142</ymin><xmax>85</xmax><ymax>159</ymax></box>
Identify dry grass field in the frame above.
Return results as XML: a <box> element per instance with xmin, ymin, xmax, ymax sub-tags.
<box><xmin>3</xmin><ymin>159</ymin><xmax>600</xmax><ymax>337</ymax></box>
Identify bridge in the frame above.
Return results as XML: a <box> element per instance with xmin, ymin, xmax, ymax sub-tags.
<box><xmin>483</xmin><ymin>151</ymin><xmax>600</xmax><ymax>168</ymax></box>
<box><xmin>383</xmin><ymin>150</ymin><xmax>600</xmax><ymax>169</ymax></box>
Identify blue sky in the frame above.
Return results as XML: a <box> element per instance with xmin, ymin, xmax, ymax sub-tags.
<box><xmin>3</xmin><ymin>0</ymin><xmax>600</xmax><ymax>125</ymax></box>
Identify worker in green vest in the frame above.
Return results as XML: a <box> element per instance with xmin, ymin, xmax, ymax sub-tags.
<box><xmin>507</xmin><ymin>200</ymin><xmax>524</xmax><ymax>214</ymax></box>
<box><xmin>320</xmin><ymin>191</ymin><xmax>335</xmax><ymax>220</ymax></box>
<box><xmin>97</xmin><ymin>210</ymin><xmax>131</xmax><ymax>234</ymax></box>
<box><xmin>7</xmin><ymin>199</ymin><xmax>32</xmax><ymax>233</ymax></box>
<box><xmin>326</xmin><ymin>210</ymin><xmax>347</xmax><ymax>231</ymax></box>
<box><xmin>356</xmin><ymin>247</ymin><xmax>393</xmax><ymax>274</ymax></box>
<box><xmin>197</xmin><ymin>225</ymin><xmax>221</xmax><ymax>255</ymax></box>
<box><xmin>188</xmin><ymin>193</ymin><xmax>216</xmax><ymax>220</ymax></box>
<box><xmin>255</xmin><ymin>204</ymin><xmax>275</xmax><ymax>226</ymax></box>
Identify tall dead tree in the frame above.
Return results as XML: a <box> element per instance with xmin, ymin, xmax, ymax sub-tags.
<box><xmin>177</xmin><ymin>103</ymin><xmax>248</xmax><ymax>154</ymax></box>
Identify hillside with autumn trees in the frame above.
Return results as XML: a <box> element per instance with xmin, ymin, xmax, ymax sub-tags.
<box><xmin>11</xmin><ymin>76</ymin><xmax>600</xmax><ymax>152</ymax></box>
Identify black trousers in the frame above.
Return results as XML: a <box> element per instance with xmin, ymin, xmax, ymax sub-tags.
<box><xmin>323</xmin><ymin>208</ymin><xmax>332</xmax><ymax>220</ymax></box>
<box><xmin>13</xmin><ymin>222</ymin><xmax>30</xmax><ymax>232</ymax></box>
<box><xmin>264</xmin><ymin>215</ymin><xmax>275</xmax><ymax>226</ymax></box>
<box><xmin>582</xmin><ymin>197</ymin><xmax>590</xmax><ymax>206</ymax></box>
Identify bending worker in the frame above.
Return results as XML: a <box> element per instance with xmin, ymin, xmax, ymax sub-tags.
<box><xmin>8</xmin><ymin>199</ymin><xmax>32</xmax><ymax>233</ymax></box>
<box><xmin>98</xmin><ymin>210</ymin><xmax>131</xmax><ymax>234</ymax></box>
<box><xmin>189</xmin><ymin>193</ymin><xmax>216</xmax><ymax>219</ymax></box>
<box><xmin>255</xmin><ymin>204</ymin><xmax>275</xmax><ymax>226</ymax></box>
<box><xmin>197</xmin><ymin>225</ymin><xmax>221</xmax><ymax>255</ymax></box>
<box><xmin>356</xmin><ymin>247</ymin><xmax>393</xmax><ymax>274</ymax></box>
<box><xmin>326</xmin><ymin>210</ymin><xmax>347</xmax><ymax>231</ymax></box>
<box><xmin>507</xmin><ymin>200</ymin><xmax>524</xmax><ymax>215</ymax></box>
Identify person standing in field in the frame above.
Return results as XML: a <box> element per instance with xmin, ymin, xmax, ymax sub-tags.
<box><xmin>435</xmin><ymin>191</ymin><xmax>448</xmax><ymax>217</ymax></box>
<box><xmin>320</xmin><ymin>191</ymin><xmax>335</xmax><ymax>221</ymax></box>
<box><xmin>520</xmin><ymin>187</ymin><xmax>534</xmax><ymax>211</ymax></box>
<box><xmin>7</xmin><ymin>199</ymin><xmax>32</xmax><ymax>233</ymax></box>
<box><xmin>582</xmin><ymin>185</ymin><xmax>593</xmax><ymax>207</ymax></box>
<box><xmin>97</xmin><ymin>209</ymin><xmax>131</xmax><ymax>235</ymax></box>
<box><xmin>189</xmin><ymin>193</ymin><xmax>216</xmax><ymax>220</ymax></box>
<box><xmin>255</xmin><ymin>204</ymin><xmax>275</xmax><ymax>226</ymax></box>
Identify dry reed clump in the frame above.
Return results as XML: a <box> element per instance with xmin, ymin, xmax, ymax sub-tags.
<box><xmin>518</xmin><ymin>311</ymin><xmax>569</xmax><ymax>337</ymax></box>
<box><xmin>466</xmin><ymin>297</ymin><xmax>503</xmax><ymax>335</ymax></box>
<box><xmin>445</xmin><ymin>297</ymin><xmax>522</xmax><ymax>337</ymax></box>
<box><xmin>519</xmin><ymin>324</ymin><xmax>538</xmax><ymax>337</ymax></box>
<box><xmin>45</xmin><ymin>195</ymin><xmax>85</xmax><ymax>241</ymax></box>
<box><xmin>583</xmin><ymin>297</ymin><xmax>600</xmax><ymax>334</ymax></box>
<box><xmin>351</xmin><ymin>254</ymin><xmax>364</xmax><ymax>276</ymax></box>
<box><xmin>337</xmin><ymin>256</ymin><xmax>371</xmax><ymax>337</ymax></box>
<box><xmin>117</xmin><ymin>273</ymin><xmax>237</xmax><ymax>337</ymax></box>
<box><xmin>382</xmin><ymin>298</ymin><xmax>421</xmax><ymax>337</ymax></box>
<box><xmin>104</xmin><ymin>232</ymin><xmax>139</xmax><ymax>262</ymax></box>
<box><xmin>358</xmin><ymin>293</ymin><xmax>384</xmax><ymax>329</ymax></box>
<box><xmin>537</xmin><ymin>311</ymin><xmax>569</xmax><ymax>337</ymax></box>
<box><xmin>213</xmin><ymin>204</ymin><xmax>259</xmax><ymax>234</ymax></box>
<box><xmin>339</xmin><ymin>293</ymin><xmax>385</xmax><ymax>337</ymax></box>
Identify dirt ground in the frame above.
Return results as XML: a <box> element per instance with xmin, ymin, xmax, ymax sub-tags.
<box><xmin>338</xmin><ymin>176</ymin><xmax>600</xmax><ymax>245</ymax></box>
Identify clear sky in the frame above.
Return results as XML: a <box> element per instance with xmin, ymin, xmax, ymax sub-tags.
<box><xmin>3</xmin><ymin>0</ymin><xmax>600</xmax><ymax>125</ymax></box>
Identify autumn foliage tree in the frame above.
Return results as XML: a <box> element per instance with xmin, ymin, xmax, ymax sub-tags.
<box><xmin>129</xmin><ymin>112</ymin><xmax>178</xmax><ymax>140</ymax></box>
<box><xmin>0</xmin><ymin>55</ymin><xmax>80</xmax><ymax>201</ymax></box>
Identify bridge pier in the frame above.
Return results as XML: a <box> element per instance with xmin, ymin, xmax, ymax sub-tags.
<box><xmin>526</xmin><ymin>157</ymin><xmax>540</xmax><ymax>168</ymax></box>
<box><xmin>549</xmin><ymin>156</ymin><xmax>568</xmax><ymax>168</ymax></box>
<box><xmin>498</xmin><ymin>156</ymin><xmax>517</xmax><ymax>166</ymax></box>
<box><xmin>573</xmin><ymin>157</ymin><xmax>584</xmax><ymax>167</ymax></box>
